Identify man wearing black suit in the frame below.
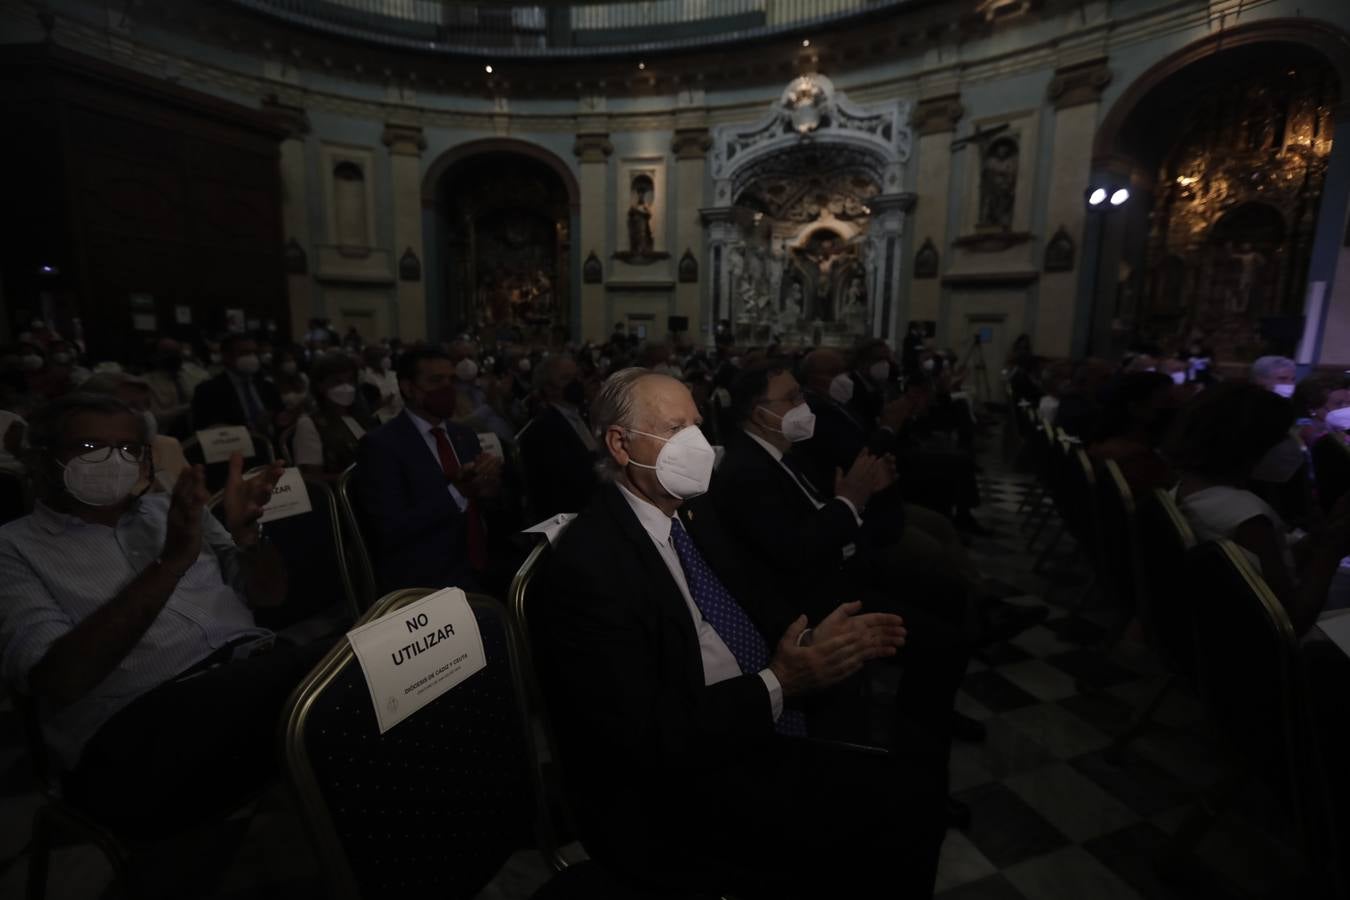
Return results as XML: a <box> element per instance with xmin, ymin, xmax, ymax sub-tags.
<box><xmin>532</xmin><ymin>368</ymin><xmax>945</xmax><ymax>898</ymax></box>
<box><xmin>519</xmin><ymin>354</ymin><xmax>599</xmax><ymax>520</ymax></box>
<box><xmin>354</xmin><ymin>349</ymin><xmax>501</xmax><ymax>594</ymax></box>
<box><xmin>190</xmin><ymin>335</ymin><xmax>281</xmax><ymax>432</ymax></box>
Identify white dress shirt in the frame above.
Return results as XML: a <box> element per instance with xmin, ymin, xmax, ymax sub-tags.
<box><xmin>616</xmin><ymin>485</ymin><xmax>783</xmax><ymax>720</ymax></box>
<box><xmin>406</xmin><ymin>410</ymin><xmax>470</xmax><ymax>513</ymax></box>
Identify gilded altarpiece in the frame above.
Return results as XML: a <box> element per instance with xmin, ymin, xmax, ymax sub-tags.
<box><xmin>1138</xmin><ymin>60</ymin><xmax>1337</xmax><ymax>357</ymax></box>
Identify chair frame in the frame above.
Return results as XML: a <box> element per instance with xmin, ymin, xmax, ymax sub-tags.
<box><xmin>335</xmin><ymin>464</ymin><xmax>378</xmax><ymax>612</ymax></box>
<box><xmin>280</xmin><ymin>588</ymin><xmax>530</xmax><ymax>900</ymax></box>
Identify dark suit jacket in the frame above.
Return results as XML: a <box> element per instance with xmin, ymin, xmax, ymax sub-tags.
<box><xmin>353</xmin><ymin>410</ymin><xmax>482</xmax><ymax>594</ymax></box>
<box><xmin>518</xmin><ymin>404</ymin><xmax>598</xmax><ymax>520</ymax></box>
<box><xmin>190</xmin><ymin>372</ymin><xmax>280</xmax><ymax>430</ymax></box>
<box><xmin>533</xmin><ymin>485</ymin><xmax>801</xmax><ymax>872</ymax></box>
<box><xmin>846</xmin><ymin>370</ymin><xmax>884</xmax><ymax>428</ymax></box>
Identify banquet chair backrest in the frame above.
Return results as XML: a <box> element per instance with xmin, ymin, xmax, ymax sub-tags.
<box><xmin>1134</xmin><ymin>489</ymin><xmax>1198</xmax><ymax>679</ymax></box>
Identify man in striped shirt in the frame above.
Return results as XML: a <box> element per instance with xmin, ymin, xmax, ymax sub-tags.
<box><xmin>0</xmin><ymin>393</ymin><xmax>324</xmax><ymax>833</ymax></box>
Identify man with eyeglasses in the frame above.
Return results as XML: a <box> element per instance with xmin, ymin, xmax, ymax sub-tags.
<box><xmin>0</xmin><ymin>392</ymin><xmax>325</xmax><ymax>834</ymax></box>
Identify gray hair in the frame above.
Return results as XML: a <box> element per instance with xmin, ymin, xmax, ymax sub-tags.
<box><xmin>532</xmin><ymin>353</ymin><xmax>574</xmax><ymax>393</ymax></box>
<box><xmin>590</xmin><ymin>367</ymin><xmax>657</xmax><ymax>481</ymax></box>
<box><xmin>26</xmin><ymin>392</ymin><xmax>148</xmax><ymax>456</ymax></box>
<box><xmin>1251</xmin><ymin>355</ymin><xmax>1296</xmax><ymax>384</ymax></box>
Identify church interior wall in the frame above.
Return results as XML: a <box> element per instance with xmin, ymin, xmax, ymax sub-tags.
<box><xmin>3</xmin><ymin>0</ymin><xmax>1349</xmax><ymax>361</ymax></box>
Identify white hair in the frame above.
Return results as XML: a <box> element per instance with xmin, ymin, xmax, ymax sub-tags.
<box><xmin>590</xmin><ymin>367</ymin><xmax>660</xmax><ymax>481</ymax></box>
<box><xmin>1251</xmin><ymin>355</ymin><xmax>1295</xmax><ymax>384</ymax></box>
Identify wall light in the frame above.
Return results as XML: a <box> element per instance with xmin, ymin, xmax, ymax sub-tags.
<box><xmin>484</xmin><ymin>64</ymin><xmax>494</xmax><ymax>75</ymax></box>
<box><xmin>1109</xmin><ymin>188</ymin><xmax>1130</xmax><ymax>206</ymax></box>
<box><xmin>1086</xmin><ymin>188</ymin><xmax>1108</xmax><ymax>207</ymax></box>
<box><xmin>1086</xmin><ymin>184</ymin><xmax>1129</xmax><ymax>210</ymax></box>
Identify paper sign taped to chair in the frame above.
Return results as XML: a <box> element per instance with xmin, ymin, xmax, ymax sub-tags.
<box><xmin>196</xmin><ymin>426</ymin><xmax>256</xmax><ymax>464</ymax></box>
<box><xmin>477</xmin><ymin>432</ymin><xmax>504</xmax><ymax>460</ymax></box>
<box><xmin>248</xmin><ymin>467</ymin><xmax>312</xmax><ymax>524</ymax></box>
<box><xmin>346</xmin><ymin>588</ymin><xmax>487</xmax><ymax>734</ymax></box>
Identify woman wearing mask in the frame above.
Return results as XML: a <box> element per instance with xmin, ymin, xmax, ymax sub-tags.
<box><xmin>1168</xmin><ymin>382</ymin><xmax>1350</xmax><ymax>636</ymax></box>
<box><xmin>293</xmin><ymin>355</ymin><xmax>375</xmax><ymax>481</ymax></box>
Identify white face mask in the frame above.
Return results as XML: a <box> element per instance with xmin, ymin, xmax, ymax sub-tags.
<box><xmin>518</xmin><ymin>359</ymin><xmax>532</xmax><ymax>374</ymax></box>
<box><xmin>61</xmin><ymin>454</ymin><xmax>143</xmax><ymax>507</ymax></box>
<box><xmin>868</xmin><ymin>361</ymin><xmax>890</xmax><ymax>383</ymax></box>
<box><xmin>626</xmin><ymin>425</ymin><xmax>716</xmax><ymax>500</ymax></box>
<box><xmin>326</xmin><ymin>383</ymin><xmax>357</xmax><ymax>407</ymax></box>
<box><xmin>281</xmin><ymin>392</ymin><xmax>306</xmax><ymax>409</ymax></box>
<box><xmin>1272</xmin><ymin>383</ymin><xmax>1296</xmax><ymax>399</ymax></box>
<box><xmin>759</xmin><ymin>402</ymin><xmax>816</xmax><ymax>443</ymax></box>
<box><xmin>828</xmin><ymin>373</ymin><xmax>854</xmax><ymax>404</ymax></box>
<box><xmin>922</xmin><ymin>358</ymin><xmax>935</xmax><ymax>372</ymax></box>
<box><xmin>1325</xmin><ymin>407</ymin><xmax>1350</xmax><ymax>431</ymax></box>
<box><xmin>1170</xmin><ymin>371</ymin><xmax>1187</xmax><ymax>386</ymax></box>
<box><xmin>456</xmin><ymin>359</ymin><xmax>479</xmax><ymax>382</ymax></box>
<box><xmin>233</xmin><ymin>354</ymin><xmax>261</xmax><ymax>375</ymax></box>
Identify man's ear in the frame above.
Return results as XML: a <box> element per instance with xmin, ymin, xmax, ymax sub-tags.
<box><xmin>605</xmin><ymin>426</ymin><xmax>629</xmax><ymax>466</ymax></box>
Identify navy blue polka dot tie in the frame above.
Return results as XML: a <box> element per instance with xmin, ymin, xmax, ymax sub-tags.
<box><xmin>669</xmin><ymin>517</ymin><xmax>808</xmax><ymax>737</ymax></box>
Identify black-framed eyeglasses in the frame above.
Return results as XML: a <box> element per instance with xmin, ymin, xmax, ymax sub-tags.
<box><xmin>66</xmin><ymin>440</ymin><xmax>148</xmax><ymax>464</ymax></box>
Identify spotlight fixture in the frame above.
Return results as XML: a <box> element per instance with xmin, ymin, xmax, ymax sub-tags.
<box><xmin>484</xmin><ymin>64</ymin><xmax>494</xmax><ymax>74</ymax></box>
<box><xmin>638</xmin><ymin>62</ymin><xmax>646</xmax><ymax>70</ymax></box>
<box><xmin>802</xmin><ymin>38</ymin><xmax>811</xmax><ymax>47</ymax></box>
<box><xmin>1086</xmin><ymin>188</ymin><xmax>1107</xmax><ymax>207</ymax></box>
<box><xmin>1109</xmin><ymin>188</ymin><xmax>1130</xmax><ymax>206</ymax></box>
<box><xmin>38</xmin><ymin>264</ymin><xmax>58</xmax><ymax>275</ymax></box>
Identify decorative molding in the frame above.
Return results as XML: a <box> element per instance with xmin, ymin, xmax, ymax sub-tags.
<box><xmin>870</xmin><ymin>192</ymin><xmax>918</xmax><ymax>214</ymax></box>
<box><xmin>381</xmin><ymin>122</ymin><xmax>426</xmax><ymax>156</ymax></box>
<box><xmin>261</xmin><ymin>94</ymin><xmax>310</xmax><ymax>138</ymax></box>
<box><xmin>604</xmin><ymin>280</ymin><xmax>676</xmax><ymax>292</ymax></box>
<box><xmin>1047</xmin><ymin>57</ymin><xmax>1111</xmax><ymax>110</ymax></box>
<box><xmin>1043</xmin><ymin>225</ymin><xmax>1076</xmax><ymax>272</ymax></box>
<box><xmin>671</xmin><ymin>127</ymin><xmax>713</xmax><ymax>161</ymax></box>
<box><xmin>941</xmin><ymin>270</ymin><xmax>1039</xmax><ymax>287</ymax></box>
<box><xmin>953</xmin><ymin>230</ymin><xmax>1034</xmax><ymax>252</ymax></box>
<box><xmin>573</xmin><ymin>132</ymin><xmax>614</xmax><ymax>163</ymax></box>
<box><xmin>912</xmin><ymin>93</ymin><xmax>964</xmax><ymax>136</ymax></box>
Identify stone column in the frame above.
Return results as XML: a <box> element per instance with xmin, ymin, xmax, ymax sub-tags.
<box><xmin>699</xmin><ymin>206</ymin><xmax>737</xmax><ymax>341</ymax></box>
<box><xmin>574</xmin><ymin>130</ymin><xmax>613</xmax><ymax>342</ymax></box>
<box><xmin>1043</xmin><ymin>58</ymin><xmax>1111</xmax><ymax>356</ymax></box>
<box><xmin>262</xmin><ymin>97</ymin><xmax>312</xmax><ymax>340</ymax></box>
<box><xmin>382</xmin><ymin>122</ymin><xmax>428</xmax><ymax>341</ymax></box>
<box><xmin>908</xmin><ymin>93</ymin><xmax>963</xmax><ymax>326</ymax></box>
<box><xmin>869</xmin><ymin>193</ymin><xmax>917</xmax><ymax>340</ymax></box>
<box><xmin>672</xmin><ymin>125</ymin><xmax>711</xmax><ymax>344</ymax></box>
<box><xmin>1309</xmin><ymin>105</ymin><xmax>1350</xmax><ymax>368</ymax></box>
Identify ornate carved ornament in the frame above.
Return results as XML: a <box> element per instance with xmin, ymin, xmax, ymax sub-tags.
<box><xmin>913</xmin><ymin>237</ymin><xmax>939</xmax><ymax>279</ymax></box>
<box><xmin>382</xmin><ymin>122</ymin><xmax>426</xmax><ymax>156</ymax></box>
<box><xmin>710</xmin><ymin>74</ymin><xmax>912</xmax><ymax>187</ymax></box>
<box><xmin>1047</xmin><ymin>58</ymin><xmax>1111</xmax><ymax>110</ymax></box>
<box><xmin>573</xmin><ymin>133</ymin><xmax>614</xmax><ymax>163</ymax></box>
<box><xmin>678</xmin><ymin>249</ymin><xmax>699</xmax><ymax>283</ymax></box>
<box><xmin>672</xmin><ymin>127</ymin><xmax>713</xmax><ymax>161</ymax></box>
<box><xmin>912</xmin><ymin>94</ymin><xmax>964</xmax><ymax>136</ymax></box>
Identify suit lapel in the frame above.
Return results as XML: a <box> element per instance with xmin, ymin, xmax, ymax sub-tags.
<box><xmin>392</xmin><ymin>410</ymin><xmax>446</xmax><ymax>489</ymax></box>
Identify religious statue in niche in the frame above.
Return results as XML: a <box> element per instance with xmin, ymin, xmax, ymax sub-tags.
<box><xmin>1224</xmin><ymin>242</ymin><xmax>1268</xmax><ymax>314</ymax></box>
<box><xmin>1043</xmin><ymin>226</ymin><xmax>1075</xmax><ymax>272</ymax></box>
<box><xmin>978</xmin><ymin>137</ymin><xmax>1019</xmax><ymax>230</ymax></box>
<box><xmin>913</xmin><ymin>237</ymin><xmax>939</xmax><ymax>279</ymax></box>
<box><xmin>582</xmin><ymin>251</ymin><xmax>603</xmax><ymax>284</ymax></box>
<box><xmin>784</xmin><ymin>229</ymin><xmax>865</xmax><ymax>323</ymax></box>
<box><xmin>678</xmin><ymin>248</ymin><xmax>699</xmax><ymax>283</ymax></box>
<box><xmin>627</xmin><ymin>174</ymin><xmax>655</xmax><ymax>255</ymax></box>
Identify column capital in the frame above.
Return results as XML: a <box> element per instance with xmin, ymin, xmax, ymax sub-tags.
<box><xmin>1047</xmin><ymin>57</ymin><xmax>1112</xmax><ymax>110</ymax></box>
<box><xmin>382</xmin><ymin>122</ymin><xmax>427</xmax><ymax>156</ymax></box>
<box><xmin>261</xmin><ymin>95</ymin><xmax>310</xmax><ymax>139</ymax></box>
<box><xmin>870</xmin><ymin>192</ymin><xmax>917</xmax><ymax>214</ymax></box>
<box><xmin>672</xmin><ymin>127</ymin><xmax>713</xmax><ymax>161</ymax></box>
<box><xmin>912</xmin><ymin>94</ymin><xmax>964</xmax><ymax>136</ymax></box>
<box><xmin>573</xmin><ymin>132</ymin><xmax>614</xmax><ymax>163</ymax></box>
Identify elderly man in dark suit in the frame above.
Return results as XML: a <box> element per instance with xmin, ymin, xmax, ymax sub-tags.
<box><xmin>519</xmin><ymin>353</ymin><xmax>599</xmax><ymax>519</ymax></box>
<box><xmin>354</xmin><ymin>349</ymin><xmax>501</xmax><ymax>594</ymax></box>
<box><xmin>531</xmin><ymin>367</ymin><xmax>945</xmax><ymax>899</ymax></box>
<box><xmin>189</xmin><ymin>334</ymin><xmax>281</xmax><ymax>432</ymax></box>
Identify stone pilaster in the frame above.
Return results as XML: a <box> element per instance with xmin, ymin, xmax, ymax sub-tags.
<box><xmin>383</xmin><ymin>121</ymin><xmax>428</xmax><ymax>340</ymax></box>
<box><xmin>574</xmin><ymin>131</ymin><xmax>611</xmax><ymax>340</ymax></box>
<box><xmin>671</xmin><ymin>126</ymin><xmax>711</xmax><ymax>340</ymax></box>
<box><xmin>262</xmin><ymin>96</ymin><xmax>313</xmax><ymax>339</ymax></box>
<box><xmin>909</xmin><ymin>94</ymin><xmax>962</xmax><ymax>324</ymax></box>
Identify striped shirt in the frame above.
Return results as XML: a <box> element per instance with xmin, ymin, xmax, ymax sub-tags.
<box><xmin>0</xmin><ymin>495</ymin><xmax>268</xmax><ymax>768</ymax></box>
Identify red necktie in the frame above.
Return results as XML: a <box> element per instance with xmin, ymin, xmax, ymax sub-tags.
<box><xmin>431</xmin><ymin>426</ymin><xmax>487</xmax><ymax>572</ymax></box>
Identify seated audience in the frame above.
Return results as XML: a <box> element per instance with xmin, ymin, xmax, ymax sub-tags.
<box><xmin>1251</xmin><ymin>354</ymin><xmax>1297</xmax><ymax>398</ymax></box>
<box><xmin>80</xmin><ymin>372</ymin><xmax>188</xmax><ymax>492</ymax></box>
<box><xmin>360</xmin><ymin>346</ymin><xmax>402</xmax><ymax>423</ymax></box>
<box><xmin>531</xmin><ymin>367</ymin><xmax>944</xmax><ymax>897</ymax></box>
<box><xmin>143</xmin><ymin>337</ymin><xmax>193</xmax><ymax>433</ymax></box>
<box><xmin>519</xmin><ymin>353</ymin><xmax>599</xmax><ymax>519</ymax></box>
<box><xmin>1086</xmin><ymin>371</ymin><xmax>1178</xmax><ymax>493</ymax></box>
<box><xmin>1167</xmin><ymin>383</ymin><xmax>1350</xmax><ymax>636</ymax></box>
<box><xmin>191</xmin><ymin>334</ymin><xmax>282</xmax><ymax>434</ymax></box>
<box><xmin>293</xmin><ymin>354</ymin><xmax>376</xmax><ymax>481</ymax></box>
<box><xmin>354</xmin><ymin>349</ymin><xmax>502</xmax><ymax>594</ymax></box>
<box><xmin>0</xmin><ymin>393</ymin><xmax>325</xmax><ymax>834</ymax></box>
<box><xmin>1292</xmin><ymin>377</ymin><xmax>1350</xmax><ymax>447</ymax></box>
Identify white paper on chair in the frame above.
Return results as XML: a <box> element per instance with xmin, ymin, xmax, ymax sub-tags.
<box><xmin>346</xmin><ymin>587</ymin><xmax>487</xmax><ymax>735</ymax></box>
<box><xmin>247</xmin><ymin>467</ymin><xmax>312</xmax><ymax>524</ymax></box>
<box><xmin>1316</xmin><ymin>609</ymin><xmax>1350</xmax><ymax>659</ymax></box>
<box><xmin>477</xmin><ymin>432</ymin><xmax>505</xmax><ymax>459</ymax></box>
<box><xmin>196</xmin><ymin>426</ymin><xmax>255</xmax><ymax>464</ymax></box>
<box><xmin>523</xmin><ymin>513</ymin><xmax>577</xmax><ymax>546</ymax></box>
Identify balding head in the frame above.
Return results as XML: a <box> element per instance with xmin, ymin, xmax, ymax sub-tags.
<box><xmin>800</xmin><ymin>349</ymin><xmax>847</xmax><ymax>393</ymax></box>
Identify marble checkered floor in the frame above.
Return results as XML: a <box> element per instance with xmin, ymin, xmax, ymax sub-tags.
<box><xmin>0</xmin><ymin>426</ymin><xmax>1307</xmax><ymax>899</ymax></box>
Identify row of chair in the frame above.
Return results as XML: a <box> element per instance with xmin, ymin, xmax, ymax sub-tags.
<box><xmin>1011</xmin><ymin>401</ymin><xmax>1347</xmax><ymax>897</ymax></box>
